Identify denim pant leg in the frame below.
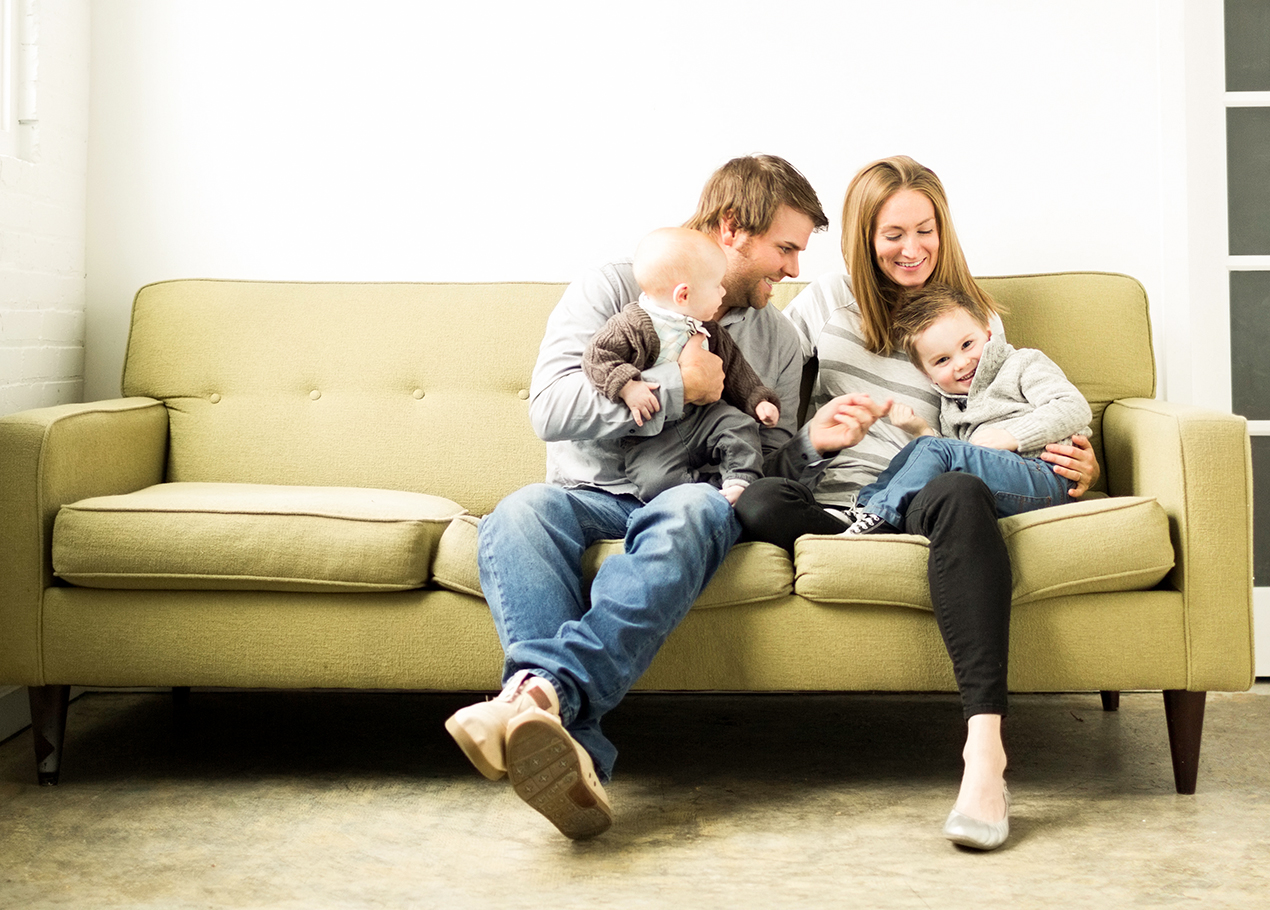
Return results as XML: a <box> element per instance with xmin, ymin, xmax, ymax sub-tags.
<box><xmin>478</xmin><ymin>482</ymin><xmax>739</xmax><ymax>782</ymax></box>
<box><xmin>855</xmin><ymin>437</ymin><xmax>930</xmax><ymax>526</ymax></box>
<box><xmin>478</xmin><ymin>484</ymin><xmax>636</xmax><ymax>779</ymax></box>
<box><xmin>983</xmin><ymin>454</ymin><xmax>1073</xmax><ymax>516</ymax></box>
<box><xmin>861</xmin><ymin>436</ymin><xmax>1072</xmax><ymax>526</ymax></box>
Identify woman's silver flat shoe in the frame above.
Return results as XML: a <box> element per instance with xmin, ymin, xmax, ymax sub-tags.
<box><xmin>942</xmin><ymin>786</ymin><xmax>1010</xmax><ymax>851</ymax></box>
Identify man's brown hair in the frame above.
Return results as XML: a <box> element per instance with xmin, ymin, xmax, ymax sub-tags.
<box><xmin>684</xmin><ymin>155</ymin><xmax>829</xmax><ymax>237</ymax></box>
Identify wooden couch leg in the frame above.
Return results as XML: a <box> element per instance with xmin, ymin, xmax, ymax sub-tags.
<box><xmin>1100</xmin><ymin>690</ymin><xmax>1120</xmax><ymax>711</ymax></box>
<box><xmin>27</xmin><ymin>685</ymin><xmax>71</xmax><ymax>786</ymax></box>
<box><xmin>1163</xmin><ymin>689</ymin><xmax>1206</xmax><ymax>795</ymax></box>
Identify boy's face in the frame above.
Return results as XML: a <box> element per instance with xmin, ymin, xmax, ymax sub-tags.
<box><xmin>912</xmin><ymin>308</ymin><xmax>991</xmax><ymax>395</ymax></box>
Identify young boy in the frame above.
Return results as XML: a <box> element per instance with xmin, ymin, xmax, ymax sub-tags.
<box><xmin>582</xmin><ymin>226</ymin><xmax>781</xmax><ymax>505</ymax></box>
<box><xmin>843</xmin><ymin>282</ymin><xmax>1092</xmax><ymax>535</ymax></box>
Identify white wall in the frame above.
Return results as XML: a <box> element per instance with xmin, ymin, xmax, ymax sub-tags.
<box><xmin>86</xmin><ymin>0</ymin><xmax>1191</xmax><ymax>402</ymax></box>
<box><xmin>0</xmin><ymin>0</ymin><xmax>90</xmax><ymax>417</ymax></box>
<box><xmin>0</xmin><ymin>0</ymin><xmax>90</xmax><ymax>743</ymax></box>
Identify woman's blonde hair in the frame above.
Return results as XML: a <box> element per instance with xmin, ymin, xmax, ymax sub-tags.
<box><xmin>841</xmin><ymin>156</ymin><xmax>999</xmax><ymax>356</ymax></box>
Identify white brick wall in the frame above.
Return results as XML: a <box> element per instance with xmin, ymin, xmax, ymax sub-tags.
<box><xmin>0</xmin><ymin>0</ymin><xmax>90</xmax><ymax>419</ymax></box>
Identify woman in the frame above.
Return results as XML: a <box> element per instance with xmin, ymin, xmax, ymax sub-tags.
<box><xmin>735</xmin><ymin>156</ymin><xmax>1099</xmax><ymax>851</ymax></box>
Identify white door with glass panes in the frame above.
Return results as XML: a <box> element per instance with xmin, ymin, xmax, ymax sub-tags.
<box><xmin>1223</xmin><ymin>0</ymin><xmax>1270</xmax><ymax>676</ymax></box>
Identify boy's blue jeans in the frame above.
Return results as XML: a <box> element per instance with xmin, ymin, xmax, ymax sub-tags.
<box><xmin>477</xmin><ymin>482</ymin><xmax>740</xmax><ymax>783</ymax></box>
<box><xmin>857</xmin><ymin>435</ymin><xmax>1073</xmax><ymax>528</ymax></box>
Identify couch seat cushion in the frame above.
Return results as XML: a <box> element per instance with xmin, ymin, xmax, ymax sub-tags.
<box><xmin>432</xmin><ymin>514</ymin><xmax>793</xmax><ymax>607</ymax></box>
<box><xmin>794</xmin><ymin>496</ymin><xmax>1173</xmax><ymax>608</ymax></box>
<box><xmin>53</xmin><ymin>482</ymin><xmax>467</xmax><ymax>592</ymax></box>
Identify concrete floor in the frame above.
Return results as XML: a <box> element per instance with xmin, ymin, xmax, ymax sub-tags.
<box><xmin>0</xmin><ymin>687</ymin><xmax>1267</xmax><ymax>909</ymax></box>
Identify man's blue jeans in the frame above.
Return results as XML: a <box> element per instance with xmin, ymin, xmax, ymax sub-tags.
<box><xmin>477</xmin><ymin>482</ymin><xmax>740</xmax><ymax>783</ymax></box>
<box><xmin>857</xmin><ymin>435</ymin><xmax>1073</xmax><ymax>528</ymax></box>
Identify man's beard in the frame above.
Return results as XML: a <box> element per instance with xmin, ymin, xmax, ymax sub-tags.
<box><xmin>722</xmin><ymin>271</ymin><xmax>768</xmax><ymax>311</ymax></box>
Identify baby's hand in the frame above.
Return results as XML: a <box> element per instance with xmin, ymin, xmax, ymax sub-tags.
<box><xmin>889</xmin><ymin>403</ymin><xmax>933</xmax><ymax>437</ymax></box>
<box><xmin>755</xmin><ymin>401</ymin><xmax>780</xmax><ymax>428</ymax></box>
<box><xmin>620</xmin><ymin>380</ymin><xmax>661</xmax><ymax>427</ymax></box>
<box><xmin>969</xmin><ymin>426</ymin><xmax>1019</xmax><ymax>451</ymax></box>
<box><xmin>721</xmin><ymin>484</ymin><xmax>745</xmax><ymax>506</ymax></box>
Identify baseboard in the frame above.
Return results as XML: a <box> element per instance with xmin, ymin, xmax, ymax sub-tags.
<box><xmin>0</xmin><ymin>686</ymin><xmax>31</xmax><ymax>744</ymax></box>
<box><xmin>0</xmin><ymin>686</ymin><xmax>93</xmax><ymax>745</ymax></box>
<box><xmin>1255</xmin><ymin>588</ymin><xmax>1269</xmax><ymax>677</ymax></box>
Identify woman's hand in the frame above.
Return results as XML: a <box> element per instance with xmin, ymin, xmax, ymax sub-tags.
<box><xmin>808</xmin><ymin>393</ymin><xmax>891</xmax><ymax>456</ymax></box>
<box><xmin>1041</xmin><ymin>433</ymin><xmax>1100</xmax><ymax>497</ymax></box>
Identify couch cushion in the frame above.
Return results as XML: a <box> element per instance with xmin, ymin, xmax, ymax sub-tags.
<box><xmin>53</xmin><ymin>482</ymin><xmax>467</xmax><ymax>593</ymax></box>
<box><xmin>432</xmin><ymin>513</ymin><xmax>793</xmax><ymax>607</ymax></box>
<box><xmin>794</xmin><ymin>496</ymin><xmax>1173</xmax><ymax>608</ymax></box>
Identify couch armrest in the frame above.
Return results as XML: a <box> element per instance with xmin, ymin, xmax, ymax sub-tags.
<box><xmin>0</xmin><ymin>398</ymin><xmax>169</xmax><ymax>683</ymax></box>
<box><xmin>1101</xmin><ymin>397</ymin><xmax>1254</xmax><ymax>691</ymax></box>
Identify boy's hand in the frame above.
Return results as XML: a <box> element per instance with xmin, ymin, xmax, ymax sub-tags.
<box><xmin>969</xmin><ymin>426</ymin><xmax>1018</xmax><ymax>451</ymax></box>
<box><xmin>889</xmin><ymin>403</ymin><xmax>934</xmax><ymax>437</ymax></box>
<box><xmin>619</xmin><ymin>380</ymin><xmax>661</xmax><ymax>427</ymax></box>
<box><xmin>755</xmin><ymin>401</ymin><xmax>780</xmax><ymax>428</ymax></box>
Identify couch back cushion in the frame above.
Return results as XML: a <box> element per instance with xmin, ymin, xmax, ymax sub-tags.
<box><xmin>122</xmin><ymin>280</ymin><xmax>565</xmax><ymax>515</ymax></box>
<box><xmin>123</xmin><ymin>273</ymin><xmax>1154</xmax><ymax>512</ymax></box>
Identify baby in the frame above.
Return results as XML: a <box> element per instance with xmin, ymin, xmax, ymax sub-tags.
<box><xmin>843</xmin><ymin>282</ymin><xmax>1092</xmax><ymax>534</ymax></box>
<box><xmin>582</xmin><ymin>226</ymin><xmax>780</xmax><ymax>504</ymax></box>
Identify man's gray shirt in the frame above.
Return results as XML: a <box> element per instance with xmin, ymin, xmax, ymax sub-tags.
<box><xmin>529</xmin><ymin>259</ymin><xmax>831</xmax><ymax>497</ymax></box>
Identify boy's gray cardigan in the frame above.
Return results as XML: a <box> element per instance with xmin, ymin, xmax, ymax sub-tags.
<box><xmin>938</xmin><ymin>335</ymin><xmax>1093</xmax><ymax>459</ymax></box>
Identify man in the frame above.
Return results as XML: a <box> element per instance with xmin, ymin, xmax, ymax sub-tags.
<box><xmin>445</xmin><ymin>155</ymin><xmax>885</xmax><ymax>839</ymax></box>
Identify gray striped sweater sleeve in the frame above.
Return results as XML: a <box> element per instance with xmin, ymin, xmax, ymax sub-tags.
<box><xmin>782</xmin><ymin>273</ymin><xmax>942</xmax><ymax>508</ymax></box>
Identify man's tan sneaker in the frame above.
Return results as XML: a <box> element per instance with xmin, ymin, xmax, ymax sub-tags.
<box><xmin>444</xmin><ymin>670</ymin><xmax>560</xmax><ymax>780</ymax></box>
<box><xmin>505</xmin><ymin>707</ymin><xmax>613</xmax><ymax>840</ymax></box>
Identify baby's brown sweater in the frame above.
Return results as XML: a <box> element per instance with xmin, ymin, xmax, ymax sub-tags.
<box><xmin>582</xmin><ymin>302</ymin><xmax>781</xmax><ymax>419</ymax></box>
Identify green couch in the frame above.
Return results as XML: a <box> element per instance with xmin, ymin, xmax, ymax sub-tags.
<box><xmin>0</xmin><ymin>273</ymin><xmax>1254</xmax><ymax>791</ymax></box>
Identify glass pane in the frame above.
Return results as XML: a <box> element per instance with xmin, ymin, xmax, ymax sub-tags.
<box><xmin>1227</xmin><ymin>108</ymin><xmax>1270</xmax><ymax>256</ymax></box>
<box><xmin>1254</xmin><ymin>437</ymin><xmax>1269</xmax><ymax>587</ymax></box>
<box><xmin>1232</xmin><ymin>271</ymin><xmax>1270</xmax><ymax>419</ymax></box>
<box><xmin>1226</xmin><ymin>0</ymin><xmax>1270</xmax><ymax>91</ymax></box>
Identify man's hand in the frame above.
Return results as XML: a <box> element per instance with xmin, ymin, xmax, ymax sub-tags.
<box><xmin>889</xmin><ymin>403</ymin><xmax>934</xmax><ymax>437</ymax></box>
<box><xmin>619</xmin><ymin>379</ymin><xmax>661</xmax><ymax>427</ymax></box>
<box><xmin>678</xmin><ymin>337</ymin><xmax>724</xmax><ymax>405</ymax></box>
<box><xmin>807</xmin><ymin>393</ymin><xmax>891</xmax><ymax>455</ymax></box>
<box><xmin>1041</xmin><ymin>433</ymin><xmax>1100</xmax><ymax>497</ymax></box>
<box><xmin>755</xmin><ymin>401</ymin><xmax>780</xmax><ymax>428</ymax></box>
<box><xmin>969</xmin><ymin>426</ymin><xmax>1019</xmax><ymax>451</ymax></box>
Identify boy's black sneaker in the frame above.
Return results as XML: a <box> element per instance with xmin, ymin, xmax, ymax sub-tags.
<box><xmin>842</xmin><ymin>511</ymin><xmax>898</xmax><ymax>536</ymax></box>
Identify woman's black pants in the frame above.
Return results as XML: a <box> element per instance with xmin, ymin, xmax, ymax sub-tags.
<box><xmin>734</xmin><ymin>472</ymin><xmax>1011</xmax><ymax>718</ymax></box>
